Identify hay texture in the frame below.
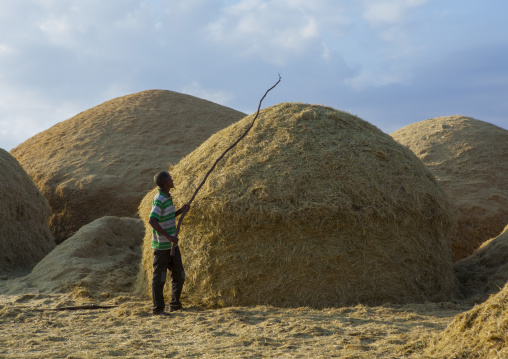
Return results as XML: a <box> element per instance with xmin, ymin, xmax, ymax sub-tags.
<box><xmin>10</xmin><ymin>90</ymin><xmax>245</xmax><ymax>244</ymax></box>
<box><xmin>454</xmin><ymin>225</ymin><xmax>508</xmax><ymax>302</ymax></box>
<box><xmin>0</xmin><ymin>149</ymin><xmax>55</xmax><ymax>274</ymax></box>
<box><xmin>11</xmin><ymin>216</ymin><xmax>144</xmax><ymax>296</ymax></box>
<box><xmin>425</xmin><ymin>281</ymin><xmax>508</xmax><ymax>358</ymax></box>
<box><xmin>137</xmin><ymin>103</ymin><xmax>458</xmax><ymax>308</ymax></box>
<box><xmin>391</xmin><ymin>116</ymin><xmax>508</xmax><ymax>261</ymax></box>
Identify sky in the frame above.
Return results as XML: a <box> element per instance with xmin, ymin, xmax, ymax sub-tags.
<box><xmin>1</xmin><ymin>0</ymin><xmax>507</xmax><ymax>151</ymax></box>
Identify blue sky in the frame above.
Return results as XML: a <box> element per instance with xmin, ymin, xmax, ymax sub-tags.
<box><xmin>1</xmin><ymin>0</ymin><xmax>507</xmax><ymax>151</ymax></box>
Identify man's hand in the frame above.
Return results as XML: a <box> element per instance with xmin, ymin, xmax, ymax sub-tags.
<box><xmin>149</xmin><ymin>218</ymin><xmax>179</xmax><ymax>244</ymax></box>
<box><xmin>176</xmin><ymin>203</ymin><xmax>191</xmax><ymax>216</ymax></box>
<box><xmin>166</xmin><ymin>234</ymin><xmax>179</xmax><ymax>245</ymax></box>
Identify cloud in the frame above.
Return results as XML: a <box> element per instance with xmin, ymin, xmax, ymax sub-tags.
<box><xmin>344</xmin><ymin>69</ymin><xmax>409</xmax><ymax>91</ymax></box>
<box><xmin>339</xmin><ymin>0</ymin><xmax>441</xmax><ymax>89</ymax></box>
<box><xmin>0</xmin><ymin>1</ymin><xmax>247</xmax><ymax>150</ymax></box>
<box><xmin>0</xmin><ymin>85</ymin><xmax>82</xmax><ymax>150</ymax></box>
<box><xmin>359</xmin><ymin>0</ymin><xmax>430</xmax><ymax>43</ymax></box>
<box><xmin>0</xmin><ymin>43</ymin><xmax>16</xmax><ymax>56</ymax></box>
<box><xmin>206</xmin><ymin>0</ymin><xmax>350</xmax><ymax>64</ymax></box>
<box><xmin>180</xmin><ymin>81</ymin><xmax>235</xmax><ymax>106</ymax></box>
<box><xmin>361</xmin><ymin>0</ymin><xmax>428</xmax><ymax>26</ymax></box>
<box><xmin>343</xmin><ymin>41</ymin><xmax>508</xmax><ymax>132</ymax></box>
<box><xmin>0</xmin><ymin>0</ymin><xmax>507</xmax><ymax>151</ymax></box>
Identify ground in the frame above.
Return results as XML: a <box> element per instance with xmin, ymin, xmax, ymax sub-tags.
<box><xmin>0</xmin><ymin>288</ymin><xmax>470</xmax><ymax>358</ymax></box>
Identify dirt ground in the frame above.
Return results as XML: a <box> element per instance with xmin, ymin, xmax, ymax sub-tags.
<box><xmin>0</xmin><ymin>283</ymin><xmax>470</xmax><ymax>359</ymax></box>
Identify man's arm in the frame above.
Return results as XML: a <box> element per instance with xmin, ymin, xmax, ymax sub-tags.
<box><xmin>148</xmin><ymin>217</ymin><xmax>178</xmax><ymax>244</ymax></box>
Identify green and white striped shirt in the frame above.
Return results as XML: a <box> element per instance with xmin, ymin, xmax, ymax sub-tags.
<box><xmin>149</xmin><ymin>189</ymin><xmax>176</xmax><ymax>250</ymax></box>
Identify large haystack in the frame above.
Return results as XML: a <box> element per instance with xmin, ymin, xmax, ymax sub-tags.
<box><xmin>391</xmin><ymin>116</ymin><xmax>508</xmax><ymax>261</ymax></box>
<box><xmin>137</xmin><ymin>103</ymin><xmax>458</xmax><ymax>308</ymax></box>
<box><xmin>14</xmin><ymin>216</ymin><xmax>144</xmax><ymax>295</ymax></box>
<box><xmin>454</xmin><ymin>225</ymin><xmax>508</xmax><ymax>301</ymax></box>
<box><xmin>0</xmin><ymin>149</ymin><xmax>55</xmax><ymax>274</ymax></box>
<box><xmin>10</xmin><ymin>90</ymin><xmax>246</xmax><ymax>243</ymax></box>
<box><xmin>425</xmin><ymin>281</ymin><xmax>508</xmax><ymax>358</ymax></box>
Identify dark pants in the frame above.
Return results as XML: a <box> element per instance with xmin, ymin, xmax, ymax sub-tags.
<box><xmin>152</xmin><ymin>246</ymin><xmax>185</xmax><ymax>314</ymax></box>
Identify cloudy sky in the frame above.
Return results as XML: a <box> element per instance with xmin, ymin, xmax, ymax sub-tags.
<box><xmin>1</xmin><ymin>0</ymin><xmax>507</xmax><ymax>151</ymax></box>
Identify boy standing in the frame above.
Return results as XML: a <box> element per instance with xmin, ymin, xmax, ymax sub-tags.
<box><xmin>148</xmin><ymin>171</ymin><xmax>190</xmax><ymax>315</ymax></box>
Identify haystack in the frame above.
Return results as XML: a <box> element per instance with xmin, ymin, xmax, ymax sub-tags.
<box><xmin>391</xmin><ymin>116</ymin><xmax>508</xmax><ymax>261</ymax></box>
<box><xmin>10</xmin><ymin>90</ymin><xmax>246</xmax><ymax>243</ymax></box>
<box><xmin>0</xmin><ymin>149</ymin><xmax>55</xmax><ymax>274</ymax></box>
<box><xmin>454</xmin><ymin>225</ymin><xmax>508</xmax><ymax>301</ymax></box>
<box><xmin>15</xmin><ymin>216</ymin><xmax>144</xmax><ymax>295</ymax></box>
<box><xmin>425</xmin><ymin>281</ymin><xmax>508</xmax><ymax>358</ymax></box>
<box><xmin>137</xmin><ymin>103</ymin><xmax>458</xmax><ymax>308</ymax></box>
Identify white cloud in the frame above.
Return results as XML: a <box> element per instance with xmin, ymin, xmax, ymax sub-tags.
<box><xmin>180</xmin><ymin>81</ymin><xmax>235</xmax><ymax>106</ymax></box>
<box><xmin>336</xmin><ymin>0</ymin><xmax>434</xmax><ymax>89</ymax></box>
<box><xmin>360</xmin><ymin>0</ymin><xmax>429</xmax><ymax>42</ymax></box>
<box><xmin>0</xmin><ymin>86</ymin><xmax>82</xmax><ymax>150</ymax></box>
<box><xmin>361</xmin><ymin>0</ymin><xmax>428</xmax><ymax>25</ymax></box>
<box><xmin>0</xmin><ymin>43</ymin><xmax>16</xmax><ymax>56</ymax></box>
<box><xmin>206</xmin><ymin>0</ymin><xmax>349</xmax><ymax>64</ymax></box>
<box><xmin>0</xmin><ymin>0</ymin><xmax>507</xmax><ymax>151</ymax></box>
<box><xmin>344</xmin><ymin>69</ymin><xmax>409</xmax><ymax>90</ymax></box>
<box><xmin>38</xmin><ymin>14</ymin><xmax>75</xmax><ymax>46</ymax></box>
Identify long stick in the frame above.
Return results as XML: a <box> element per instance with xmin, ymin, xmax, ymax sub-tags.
<box><xmin>51</xmin><ymin>304</ymin><xmax>117</xmax><ymax>311</ymax></box>
<box><xmin>171</xmin><ymin>75</ymin><xmax>281</xmax><ymax>255</ymax></box>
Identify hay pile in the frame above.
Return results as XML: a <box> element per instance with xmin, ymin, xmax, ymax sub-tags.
<box><xmin>425</xmin><ymin>281</ymin><xmax>508</xmax><ymax>358</ymax></box>
<box><xmin>10</xmin><ymin>90</ymin><xmax>246</xmax><ymax>243</ymax></box>
<box><xmin>454</xmin><ymin>225</ymin><xmax>508</xmax><ymax>302</ymax></box>
<box><xmin>137</xmin><ymin>103</ymin><xmax>458</xmax><ymax>308</ymax></box>
<box><xmin>0</xmin><ymin>149</ymin><xmax>55</xmax><ymax>274</ymax></box>
<box><xmin>391</xmin><ymin>116</ymin><xmax>508</xmax><ymax>261</ymax></box>
<box><xmin>11</xmin><ymin>216</ymin><xmax>144</xmax><ymax>296</ymax></box>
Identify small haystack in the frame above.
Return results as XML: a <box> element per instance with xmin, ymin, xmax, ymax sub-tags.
<box><xmin>137</xmin><ymin>103</ymin><xmax>458</xmax><ymax>308</ymax></box>
<box><xmin>391</xmin><ymin>116</ymin><xmax>508</xmax><ymax>261</ymax></box>
<box><xmin>0</xmin><ymin>149</ymin><xmax>55</xmax><ymax>274</ymax></box>
<box><xmin>454</xmin><ymin>225</ymin><xmax>508</xmax><ymax>301</ymax></box>
<box><xmin>10</xmin><ymin>90</ymin><xmax>246</xmax><ymax>243</ymax></box>
<box><xmin>15</xmin><ymin>216</ymin><xmax>144</xmax><ymax>295</ymax></box>
<box><xmin>425</xmin><ymin>281</ymin><xmax>508</xmax><ymax>358</ymax></box>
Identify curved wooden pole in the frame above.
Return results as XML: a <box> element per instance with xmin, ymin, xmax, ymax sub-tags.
<box><xmin>171</xmin><ymin>75</ymin><xmax>282</xmax><ymax>255</ymax></box>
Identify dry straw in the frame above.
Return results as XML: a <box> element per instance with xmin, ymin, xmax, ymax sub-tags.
<box><xmin>0</xmin><ymin>149</ymin><xmax>55</xmax><ymax>273</ymax></box>
<box><xmin>137</xmin><ymin>103</ymin><xmax>458</xmax><ymax>308</ymax></box>
<box><xmin>391</xmin><ymin>116</ymin><xmax>508</xmax><ymax>262</ymax></box>
<box><xmin>10</xmin><ymin>90</ymin><xmax>245</xmax><ymax>243</ymax></box>
<box><xmin>425</xmin><ymin>279</ymin><xmax>508</xmax><ymax>358</ymax></box>
<box><xmin>454</xmin><ymin>225</ymin><xmax>508</xmax><ymax>302</ymax></box>
<box><xmin>13</xmin><ymin>216</ymin><xmax>144</xmax><ymax>296</ymax></box>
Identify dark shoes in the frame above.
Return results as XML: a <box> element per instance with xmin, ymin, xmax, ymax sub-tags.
<box><xmin>153</xmin><ymin>303</ymin><xmax>183</xmax><ymax>315</ymax></box>
<box><xmin>152</xmin><ymin>310</ymin><xmax>170</xmax><ymax>317</ymax></box>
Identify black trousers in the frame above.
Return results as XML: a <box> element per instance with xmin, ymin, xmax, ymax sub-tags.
<box><xmin>152</xmin><ymin>246</ymin><xmax>185</xmax><ymax>313</ymax></box>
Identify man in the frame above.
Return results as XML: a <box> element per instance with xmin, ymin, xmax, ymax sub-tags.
<box><xmin>149</xmin><ymin>171</ymin><xmax>190</xmax><ymax>316</ymax></box>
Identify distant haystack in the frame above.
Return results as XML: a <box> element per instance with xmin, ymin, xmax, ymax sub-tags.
<box><xmin>17</xmin><ymin>216</ymin><xmax>144</xmax><ymax>295</ymax></box>
<box><xmin>425</xmin><ymin>280</ymin><xmax>508</xmax><ymax>358</ymax></box>
<box><xmin>0</xmin><ymin>149</ymin><xmax>55</xmax><ymax>273</ymax></box>
<box><xmin>10</xmin><ymin>90</ymin><xmax>246</xmax><ymax>243</ymax></box>
<box><xmin>454</xmin><ymin>225</ymin><xmax>508</xmax><ymax>301</ymax></box>
<box><xmin>137</xmin><ymin>103</ymin><xmax>458</xmax><ymax>308</ymax></box>
<box><xmin>391</xmin><ymin>116</ymin><xmax>508</xmax><ymax>261</ymax></box>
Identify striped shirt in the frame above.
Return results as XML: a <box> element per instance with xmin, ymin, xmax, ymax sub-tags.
<box><xmin>149</xmin><ymin>189</ymin><xmax>176</xmax><ymax>250</ymax></box>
